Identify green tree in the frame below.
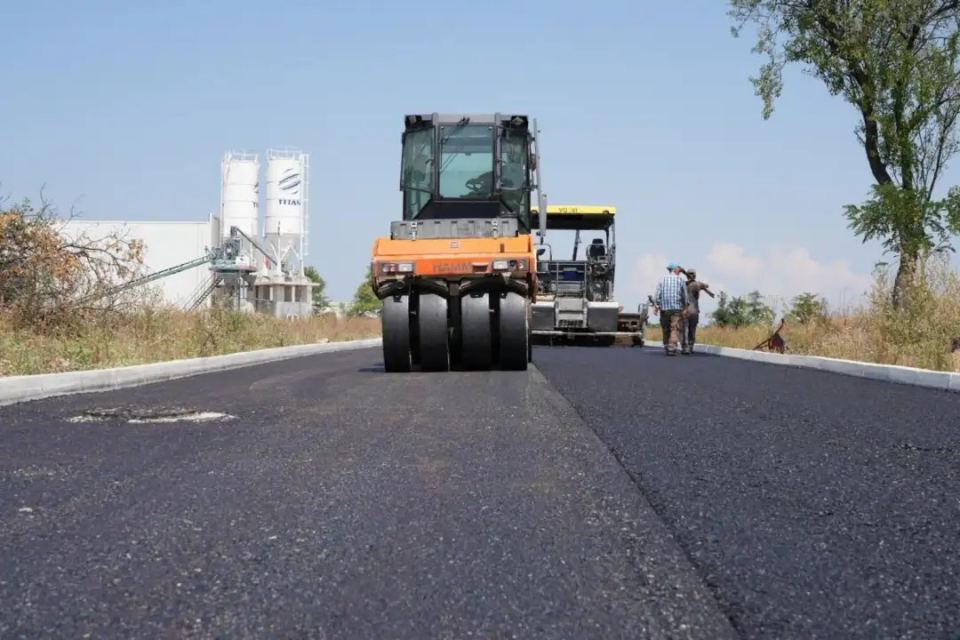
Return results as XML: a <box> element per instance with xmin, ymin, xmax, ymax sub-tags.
<box><xmin>348</xmin><ymin>265</ymin><xmax>380</xmax><ymax>317</ymax></box>
<box><xmin>744</xmin><ymin>290</ymin><xmax>777</xmax><ymax>326</ymax></box>
<box><xmin>786</xmin><ymin>292</ymin><xmax>829</xmax><ymax>325</ymax></box>
<box><xmin>711</xmin><ymin>290</ymin><xmax>775</xmax><ymax>328</ymax></box>
<box><xmin>728</xmin><ymin>1</ymin><xmax>960</xmax><ymax>309</ymax></box>
<box><xmin>711</xmin><ymin>291</ymin><xmax>740</xmax><ymax>327</ymax></box>
<box><xmin>303</xmin><ymin>266</ymin><xmax>330</xmax><ymax>313</ymax></box>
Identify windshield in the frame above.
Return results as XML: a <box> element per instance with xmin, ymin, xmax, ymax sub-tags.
<box><xmin>438</xmin><ymin>124</ymin><xmax>494</xmax><ymax>199</ymax></box>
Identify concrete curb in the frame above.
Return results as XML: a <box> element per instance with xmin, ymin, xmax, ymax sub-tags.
<box><xmin>688</xmin><ymin>343</ymin><xmax>960</xmax><ymax>394</ymax></box>
<box><xmin>0</xmin><ymin>338</ymin><xmax>383</xmax><ymax>407</ymax></box>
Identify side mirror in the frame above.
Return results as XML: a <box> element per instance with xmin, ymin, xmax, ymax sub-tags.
<box><xmin>537</xmin><ymin>248</ymin><xmax>546</xmax><ymax>256</ymax></box>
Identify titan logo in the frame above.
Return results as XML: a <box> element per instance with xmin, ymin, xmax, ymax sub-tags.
<box><xmin>279</xmin><ymin>199</ymin><xmax>301</xmax><ymax>206</ymax></box>
<box><xmin>279</xmin><ymin>171</ymin><xmax>301</xmax><ymax>194</ymax></box>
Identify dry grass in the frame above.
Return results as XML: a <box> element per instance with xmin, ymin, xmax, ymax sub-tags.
<box><xmin>0</xmin><ymin>307</ymin><xmax>381</xmax><ymax>376</ymax></box>
<box><xmin>647</xmin><ymin>255</ymin><xmax>960</xmax><ymax>372</ymax></box>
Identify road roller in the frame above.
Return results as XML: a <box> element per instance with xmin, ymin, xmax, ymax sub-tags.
<box><xmin>369</xmin><ymin>113</ymin><xmax>548</xmax><ymax>372</ymax></box>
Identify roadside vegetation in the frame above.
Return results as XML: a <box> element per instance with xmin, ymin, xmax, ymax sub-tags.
<box><xmin>0</xmin><ymin>309</ymin><xmax>380</xmax><ymax>376</ymax></box>
<box><xmin>645</xmin><ymin>253</ymin><xmax>960</xmax><ymax>372</ymax></box>
<box><xmin>0</xmin><ymin>193</ymin><xmax>379</xmax><ymax>376</ymax></box>
<box><xmin>2</xmin><ymin>190</ymin><xmax>957</xmax><ymax>375</ymax></box>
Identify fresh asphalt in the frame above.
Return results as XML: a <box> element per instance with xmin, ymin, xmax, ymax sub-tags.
<box><xmin>536</xmin><ymin>346</ymin><xmax>960</xmax><ymax>640</ymax></box>
<box><xmin>0</xmin><ymin>346</ymin><xmax>957</xmax><ymax>638</ymax></box>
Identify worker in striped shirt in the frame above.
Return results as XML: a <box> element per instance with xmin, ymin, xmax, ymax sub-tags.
<box><xmin>653</xmin><ymin>263</ymin><xmax>689</xmax><ymax>356</ymax></box>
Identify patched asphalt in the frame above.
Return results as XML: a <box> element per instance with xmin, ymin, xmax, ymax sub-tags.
<box><xmin>535</xmin><ymin>346</ymin><xmax>960</xmax><ymax>640</ymax></box>
<box><xmin>0</xmin><ymin>347</ymin><xmax>737</xmax><ymax>639</ymax></box>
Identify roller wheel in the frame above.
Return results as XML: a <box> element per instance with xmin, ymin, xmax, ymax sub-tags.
<box><xmin>418</xmin><ymin>293</ymin><xmax>450</xmax><ymax>372</ymax></box>
<box><xmin>460</xmin><ymin>292</ymin><xmax>492</xmax><ymax>370</ymax></box>
<box><xmin>381</xmin><ymin>295</ymin><xmax>411</xmax><ymax>372</ymax></box>
<box><xmin>498</xmin><ymin>291</ymin><xmax>529</xmax><ymax>371</ymax></box>
<box><xmin>527</xmin><ymin>304</ymin><xmax>533</xmax><ymax>362</ymax></box>
<box><xmin>409</xmin><ymin>298</ymin><xmax>421</xmax><ymax>365</ymax></box>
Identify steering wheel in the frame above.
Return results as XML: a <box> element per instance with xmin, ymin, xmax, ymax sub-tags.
<box><xmin>465</xmin><ymin>177</ymin><xmax>486</xmax><ymax>193</ymax></box>
<box><xmin>465</xmin><ymin>171</ymin><xmax>496</xmax><ymax>194</ymax></box>
<box><xmin>465</xmin><ymin>173</ymin><xmax>515</xmax><ymax>194</ymax></box>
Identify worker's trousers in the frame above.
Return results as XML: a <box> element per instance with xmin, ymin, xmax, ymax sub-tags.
<box><xmin>660</xmin><ymin>310</ymin><xmax>682</xmax><ymax>354</ymax></box>
<box><xmin>681</xmin><ymin>312</ymin><xmax>699</xmax><ymax>352</ymax></box>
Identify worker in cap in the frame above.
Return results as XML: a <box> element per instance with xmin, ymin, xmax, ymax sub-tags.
<box><xmin>679</xmin><ymin>267</ymin><xmax>711</xmax><ymax>354</ymax></box>
<box><xmin>653</xmin><ymin>262</ymin><xmax>688</xmax><ymax>355</ymax></box>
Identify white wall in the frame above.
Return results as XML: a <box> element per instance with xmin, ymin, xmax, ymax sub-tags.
<box><xmin>59</xmin><ymin>218</ymin><xmax>216</xmax><ymax>308</ymax></box>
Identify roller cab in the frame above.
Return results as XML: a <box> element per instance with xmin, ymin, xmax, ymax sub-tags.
<box><xmin>370</xmin><ymin>113</ymin><xmax>548</xmax><ymax>372</ymax></box>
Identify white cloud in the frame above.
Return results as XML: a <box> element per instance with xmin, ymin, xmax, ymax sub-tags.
<box><xmin>705</xmin><ymin>243</ymin><xmax>872</xmax><ymax>309</ymax></box>
<box><xmin>630</xmin><ymin>252</ymin><xmax>670</xmax><ymax>299</ymax></box>
<box><xmin>630</xmin><ymin>243</ymin><xmax>873</xmax><ymax>317</ymax></box>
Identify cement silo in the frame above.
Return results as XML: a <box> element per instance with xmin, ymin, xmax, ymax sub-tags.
<box><xmin>220</xmin><ymin>151</ymin><xmax>260</xmax><ymax>243</ymax></box>
<box><xmin>264</xmin><ymin>147</ymin><xmax>309</xmax><ymax>275</ymax></box>
<box><xmin>253</xmin><ymin>147</ymin><xmax>314</xmax><ymax>318</ymax></box>
<box><xmin>215</xmin><ymin>151</ymin><xmax>262</xmax><ymax>312</ymax></box>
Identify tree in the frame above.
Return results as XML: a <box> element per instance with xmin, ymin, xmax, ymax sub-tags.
<box><xmin>0</xmin><ymin>191</ymin><xmax>146</xmax><ymax>327</ymax></box>
<box><xmin>786</xmin><ymin>291</ymin><xmax>829</xmax><ymax>324</ymax></box>
<box><xmin>744</xmin><ymin>290</ymin><xmax>777</xmax><ymax>326</ymax></box>
<box><xmin>348</xmin><ymin>265</ymin><xmax>380</xmax><ymax>317</ymax></box>
<box><xmin>710</xmin><ymin>291</ymin><xmax>747</xmax><ymax>327</ymax></box>
<box><xmin>728</xmin><ymin>1</ymin><xmax>960</xmax><ymax>309</ymax></box>
<box><xmin>302</xmin><ymin>266</ymin><xmax>330</xmax><ymax>313</ymax></box>
<box><xmin>711</xmin><ymin>290</ymin><xmax>776</xmax><ymax>327</ymax></box>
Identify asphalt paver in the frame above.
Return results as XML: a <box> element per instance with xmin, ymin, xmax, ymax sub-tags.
<box><xmin>0</xmin><ymin>347</ymin><xmax>737</xmax><ymax>639</ymax></box>
<box><xmin>535</xmin><ymin>345</ymin><xmax>960</xmax><ymax>639</ymax></box>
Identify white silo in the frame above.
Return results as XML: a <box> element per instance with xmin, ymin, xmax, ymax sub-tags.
<box><xmin>220</xmin><ymin>151</ymin><xmax>260</xmax><ymax>242</ymax></box>
<box><xmin>264</xmin><ymin>147</ymin><xmax>309</xmax><ymax>275</ymax></box>
<box><xmin>215</xmin><ymin>151</ymin><xmax>261</xmax><ymax>312</ymax></box>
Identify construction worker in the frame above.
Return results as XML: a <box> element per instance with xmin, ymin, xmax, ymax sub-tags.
<box><xmin>680</xmin><ymin>267</ymin><xmax>709</xmax><ymax>355</ymax></box>
<box><xmin>652</xmin><ymin>263</ymin><xmax>688</xmax><ymax>356</ymax></box>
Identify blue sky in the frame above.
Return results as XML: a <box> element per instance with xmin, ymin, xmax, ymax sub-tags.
<box><xmin>2</xmin><ymin>0</ymin><xmax>956</xmax><ymax>316</ymax></box>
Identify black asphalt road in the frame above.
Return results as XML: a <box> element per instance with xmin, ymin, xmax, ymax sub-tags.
<box><xmin>535</xmin><ymin>347</ymin><xmax>960</xmax><ymax>640</ymax></box>
<box><xmin>0</xmin><ymin>347</ymin><xmax>737</xmax><ymax>639</ymax></box>
<box><xmin>2</xmin><ymin>346</ymin><xmax>958</xmax><ymax>639</ymax></box>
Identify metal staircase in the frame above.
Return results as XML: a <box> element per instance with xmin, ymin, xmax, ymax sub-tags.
<box><xmin>184</xmin><ymin>274</ymin><xmax>222</xmax><ymax>311</ymax></box>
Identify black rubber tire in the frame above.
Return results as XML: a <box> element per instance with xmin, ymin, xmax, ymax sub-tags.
<box><xmin>527</xmin><ymin>305</ymin><xmax>534</xmax><ymax>362</ymax></box>
<box><xmin>381</xmin><ymin>295</ymin><xmax>411</xmax><ymax>372</ymax></box>
<box><xmin>409</xmin><ymin>297</ymin><xmax>421</xmax><ymax>365</ymax></box>
<box><xmin>498</xmin><ymin>291</ymin><xmax>529</xmax><ymax>371</ymax></box>
<box><xmin>460</xmin><ymin>292</ymin><xmax>492</xmax><ymax>370</ymax></box>
<box><xmin>418</xmin><ymin>293</ymin><xmax>450</xmax><ymax>372</ymax></box>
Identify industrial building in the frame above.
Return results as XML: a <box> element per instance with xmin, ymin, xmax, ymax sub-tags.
<box><xmin>58</xmin><ymin>217</ymin><xmax>218</xmax><ymax>308</ymax></box>
<box><xmin>59</xmin><ymin>148</ymin><xmax>316</xmax><ymax>317</ymax></box>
